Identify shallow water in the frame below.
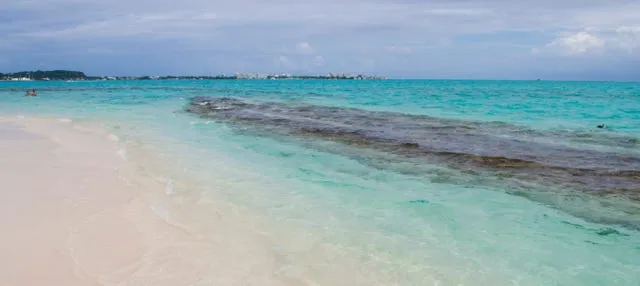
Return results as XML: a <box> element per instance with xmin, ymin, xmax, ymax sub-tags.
<box><xmin>2</xmin><ymin>80</ymin><xmax>640</xmax><ymax>285</ymax></box>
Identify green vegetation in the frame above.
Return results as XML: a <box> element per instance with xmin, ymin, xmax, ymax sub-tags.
<box><xmin>1</xmin><ymin>70</ymin><xmax>86</xmax><ymax>80</ymax></box>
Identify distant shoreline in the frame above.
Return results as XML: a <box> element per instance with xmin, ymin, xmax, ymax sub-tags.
<box><xmin>0</xmin><ymin>77</ymin><xmax>386</xmax><ymax>82</ymax></box>
<box><xmin>0</xmin><ymin>70</ymin><xmax>386</xmax><ymax>81</ymax></box>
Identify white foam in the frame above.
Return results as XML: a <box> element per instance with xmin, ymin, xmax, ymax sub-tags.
<box><xmin>150</xmin><ymin>204</ymin><xmax>171</xmax><ymax>222</ymax></box>
<box><xmin>154</xmin><ymin>176</ymin><xmax>175</xmax><ymax>195</ymax></box>
<box><xmin>117</xmin><ymin>148</ymin><xmax>127</xmax><ymax>160</ymax></box>
<box><xmin>57</xmin><ymin>118</ymin><xmax>72</xmax><ymax>123</ymax></box>
<box><xmin>149</xmin><ymin>203</ymin><xmax>188</xmax><ymax>230</ymax></box>
<box><xmin>108</xmin><ymin>134</ymin><xmax>120</xmax><ymax>142</ymax></box>
<box><xmin>165</xmin><ymin>179</ymin><xmax>175</xmax><ymax>195</ymax></box>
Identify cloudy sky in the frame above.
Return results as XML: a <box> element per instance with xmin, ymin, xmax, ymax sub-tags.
<box><xmin>1</xmin><ymin>0</ymin><xmax>639</xmax><ymax>80</ymax></box>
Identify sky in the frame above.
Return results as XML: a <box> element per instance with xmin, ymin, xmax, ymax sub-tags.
<box><xmin>1</xmin><ymin>0</ymin><xmax>640</xmax><ymax>80</ymax></box>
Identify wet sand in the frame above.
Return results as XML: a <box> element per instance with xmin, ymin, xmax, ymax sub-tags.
<box><xmin>0</xmin><ymin>117</ymin><xmax>292</xmax><ymax>285</ymax></box>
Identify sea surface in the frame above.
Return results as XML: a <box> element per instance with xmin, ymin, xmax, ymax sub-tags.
<box><xmin>1</xmin><ymin>79</ymin><xmax>640</xmax><ymax>285</ymax></box>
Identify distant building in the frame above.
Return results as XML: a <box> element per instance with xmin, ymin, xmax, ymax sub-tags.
<box><xmin>10</xmin><ymin>77</ymin><xmax>32</xmax><ymax>81</ymax></box>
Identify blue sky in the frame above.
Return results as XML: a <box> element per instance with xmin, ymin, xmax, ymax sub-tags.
<box><xmin>1</xmin><ymin>0</ymin><xmax>639</xmax><ymax>80</ymax></box>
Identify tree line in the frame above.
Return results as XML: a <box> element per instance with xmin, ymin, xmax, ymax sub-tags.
<box><xmin>0</xmin><ymin>70</ymin><xmax>87</xmax><ymax>80</ymax></box>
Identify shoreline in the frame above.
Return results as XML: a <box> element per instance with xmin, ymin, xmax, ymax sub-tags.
<box><xmin>0</xmin><ymin>116</ymin><xmax>299</xmax><ymax>285</ymax></box>
<box><xmin>0</xmin><ymin>115</ymin><xmax>407</xmax><ymax>286</ymax></box>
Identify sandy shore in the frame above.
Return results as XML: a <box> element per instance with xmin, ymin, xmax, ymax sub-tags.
<box><xmin>0</xmin><ymin>117</ymin><xmax>293</xmax><ymax>285</ymax></box>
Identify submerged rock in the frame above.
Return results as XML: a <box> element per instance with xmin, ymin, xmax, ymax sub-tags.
<box><xmin>186</xmin><ymin>96</ymin><xmax>640</xmax><ymax>229</ymax></box>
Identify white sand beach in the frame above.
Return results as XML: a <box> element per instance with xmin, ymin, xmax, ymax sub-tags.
<box><xmin>0</xmin><ymin>117</ymin><xmax>292</xmax><ymax>286</ymax></box>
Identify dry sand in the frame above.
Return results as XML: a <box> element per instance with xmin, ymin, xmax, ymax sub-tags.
<box><xmin>0</xmin><ymin>117</ymin><xmax>296</xmax><ymax>286</ymax></box>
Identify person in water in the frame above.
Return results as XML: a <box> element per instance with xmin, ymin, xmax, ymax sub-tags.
<box><xmin>31</xmin><ymin>89</ymin><xmax>37</xmax><ymax>96</ymax></box>
<box><xmin>25</xmin><ymin>90</ymin><xmax>31</xmax><ymax>96</ymax></box>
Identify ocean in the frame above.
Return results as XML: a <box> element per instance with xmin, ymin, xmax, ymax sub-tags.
<box><xmin>1</xmin><ymin>79</ymin><xmax>639</xmax><ymax>285</ymax></box>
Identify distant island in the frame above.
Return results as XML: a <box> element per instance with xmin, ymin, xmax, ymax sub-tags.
<box><xmin>0</xmin><ymin>70</ymin><xmax>385</xmax><ymax>81</ymax></box>
<box><xmin>1</xmin><ymin>70</ymin><xmax>87</xmax><ymax>81</ymax></box>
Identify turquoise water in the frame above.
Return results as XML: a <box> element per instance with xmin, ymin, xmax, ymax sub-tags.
<box><xmin>1</xmin><ymin>80</ymin><xmax>640</xmax><ymax>285</ymax></box>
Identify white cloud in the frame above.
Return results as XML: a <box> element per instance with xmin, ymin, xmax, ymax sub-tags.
<box><xmin>9</xmin><ymin>0</ymin><xmax>635</xmax><ymax>42</ymax></box>
<box><xmin>543</xmin><ymin>26</ymin><xmax>640</xmax><ymax>56</ymax></box>
<box><xmin>296</xmin><ymin>42</ymin><xmax>314</xmax><ymax>54</ymax></box>
<box><xmin>2</xmin><ymin>0</ymin><xmax>640</xmax><ymax>78</ymax></box>
<box><xmin>547</xmin><ymin>31</ymin><xmax>604</xmax><ymax>54</ymax></box>
<box><xmin>616</xmin><ymin>26</ymin><xmax>640</xmax><ymax>33</ymax></box>
<box><xmin>612</xmin><ymin>26</ymin><xmax>640</xmax><ymax>53</ymax></box>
